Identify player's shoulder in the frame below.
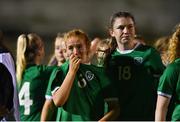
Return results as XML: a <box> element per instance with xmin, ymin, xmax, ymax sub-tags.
<box><xmin>167</xmin><ymin>59</ymin><xmax>180</xmax><ymax>70</ymax></box>
<box><xmin>81</xmin><ymin>63</ymin><xmax>104</xmax><ymax>74</ymax></box>
<box><xmin>162</xmin><ymin>60</ymin><xmax>180</xmax><ymax>78</ymax></box>
<box><xmin>136</xmin><ymin>44</ymin><xmax>160</xmax><ymax>57</ymax></box>
<box><xmin>136</xmin><ymin>44</ymin><xmax>156</xmax><ymax>51</ymax></box>
<box><xmin>50</xmin><ymin>61</ymin><xmax>69</xmax><ymax>76</ymax></box>
<box><xmin>90</xmin><ymin>64</ymin><xmax>104</xmax><ymax>70</ymax></box>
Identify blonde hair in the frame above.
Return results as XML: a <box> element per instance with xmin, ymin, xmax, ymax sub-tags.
<box><xmin>48</xmin><ymin>33</ymin><xmax>66</xmax><ymax>66</ymax></box>
<box><xmin>97</xmin><ymin>39</ymin><xmax>110</xmax><ymax>52</ymax></box>
<box><xmin>16</xmin><ymin>33</ymin><xmax>43</xmax><ymax>84</ymax></box>
<box><xmin>168</xmin><ymin>24</ymin><xmax>180</xmax><ymax>63</ymax></box>
<box><xmin>64</xmin><ymin>29</ymin><xmax>90</xmax><ymax>53</ymax></box>
<box><xmin>154</xmin><ymin>36</ymin><xmax>169</xmax><ymax>53</ymax></box>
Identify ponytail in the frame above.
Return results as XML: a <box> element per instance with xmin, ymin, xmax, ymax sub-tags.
<box><xmin>16</xmin><ymin>34</ymin><xmax>28</xmax><ymax>85</ymax></box>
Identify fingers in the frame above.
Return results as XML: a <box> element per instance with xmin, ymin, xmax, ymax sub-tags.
<box><xmin>73</xmin><ymin>57</ymin><xmax>81</xmax><ymax>66</ymax></box>
<box><xmin>69</xmin><ymin>54</ymin><xmax>77</xmax><ymax>61</ymax></box>
<box><xmin>70</xmin><ymin>55</ymin><xmax>81</xmax><ymax>64</ymax></box>
<box><xmin>75</xmin><ymin>58</ymin><xmax>81</xmax><ymax>65</ymax></box>
<box><xmin>69</xmin><ymin>54</ymin><xmax>81</xmax><ymax>73</ymax></box>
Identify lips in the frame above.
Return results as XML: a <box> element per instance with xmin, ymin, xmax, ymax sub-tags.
<box><xmin>123</xmin><ymin>34</ymin><xmax>130</xmax><ymax>37</ymax></box>
<box><xmin>121</xmin><ymin>36</ymin><xmax>129</xmax><ymax>39</ymax></box>
<box><xmin>57</xmin><ymin>55</ymin><xmax>64</xmax><ymax>58</ymax></box>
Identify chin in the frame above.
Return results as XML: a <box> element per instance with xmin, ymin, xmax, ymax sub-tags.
<box><xmin>119</xmin><ymin>39</ymin><xmax>128</xmax><ymax>44</ymax></box>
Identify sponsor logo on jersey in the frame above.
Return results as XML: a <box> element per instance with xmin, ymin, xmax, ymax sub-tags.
<box><xmin>134</xmin><ymin>57</ymin><xmax>143</xmax><ymax>65</ymax></box>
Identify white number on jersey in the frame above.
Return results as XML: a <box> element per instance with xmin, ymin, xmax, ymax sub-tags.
<box><xmin>19</xmin><ymin>82</ymin><xmax>33</xmax><ymax>115</ymax></box>
<box><xmin>118</xmin><ymin>66</ymin><xmax>131</xmax><ymax>80</ymax></box>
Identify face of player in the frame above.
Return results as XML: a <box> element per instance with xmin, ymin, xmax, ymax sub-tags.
<box><xmin>66</xmin><ymin>36</ymin><xmax>88</xmax><ymax>63</ymax></box>
<box><xmin>110</xmin><ymin>17</ymin><xmax>136</xmax><ymax>46</ymax></box>
<box><xmin>96</xmin><ymin>45</ymin><xmax>110</xmax><ymax>61</ymax></box>
<box><xmin>54</xmin><ymin>38</ymin><xmax>66</xmax><ymax>63</ymax></box>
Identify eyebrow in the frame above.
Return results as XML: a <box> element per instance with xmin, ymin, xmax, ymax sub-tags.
<box><xmin>115</xmin><ymin>24</ymin><xmax>134</xmax><ymax>28</ymax></box>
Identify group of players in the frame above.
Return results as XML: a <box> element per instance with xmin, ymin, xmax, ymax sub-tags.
<box><xmin>0</xmin><ymin>11</ymin><xmax>180</xmax><ymax>121</ymax></box>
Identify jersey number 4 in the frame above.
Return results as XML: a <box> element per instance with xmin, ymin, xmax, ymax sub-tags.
<box><xmin>19</xmin><ymin>82</ymin><xmax>33</xmax><ymax>115</ymax></box>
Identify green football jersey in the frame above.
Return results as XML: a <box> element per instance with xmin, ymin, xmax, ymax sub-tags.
<box><xmin>106</xmin><ymin>44</ymin><xmax>165</xmax><ymax>120</ymax></box>
<box><xmin>44</xmin><ymin>66</ymin><xmax>59</xmax><ymax>121</ymax></box>
<box><xmin>45</xmin><ymin>66</ymin><xmax>58</xmax><ymax>99</ymax></box>
<box><xmin>49</xmin><ymin>61</ymin><xmax>117</xmax><ymax>121</ymax></box>
<box><xmin>18</xmin><ymin>64</ymin><xmax>55</xmax><ymax>121</ymax></box>
<box><xmin>158</xmin><ymin>58</ymin><xmax>180</xmax><ymax>121</ymax></box>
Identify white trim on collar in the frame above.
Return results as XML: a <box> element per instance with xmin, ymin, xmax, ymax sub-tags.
<box><xmin>116</xmin><ymin>42</ymin><xmax>140</xmax><ymax>54</ymax></box>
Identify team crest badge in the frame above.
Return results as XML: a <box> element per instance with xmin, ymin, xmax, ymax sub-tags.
<box><xmin>134</xmin><ymin>57</ymin><xmax>143</xmax><ymax>65</ymax></box>
<box><xmin>85</xmin><ymin>71</ymin><xmax>94</xmax><ymax>81</ymax></box>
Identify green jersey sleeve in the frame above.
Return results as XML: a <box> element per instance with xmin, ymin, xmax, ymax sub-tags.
<box><xmin>146</xmin><ymin>47</ymin><xmax>165</xmax><ymax>76</ymax></box>
<box><xmin>45</xmin><ymin>67</ymin><xmax>59</xmax><ymax>99</ymax></box>
<box><xmin>158</xmin><ymin>62</ymin><xmax>179</xmax><ymax>98</ymax></box>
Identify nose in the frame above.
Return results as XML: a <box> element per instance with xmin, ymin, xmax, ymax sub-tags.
<box><xmin>123</xmin><ymin>26</ymin><xmax>129</xmax><ymax>33</ymax></box>
<box><xmin>59</xmin><ymin>49</ymin><xmax>63</xmax><ymax>53</ymax></box>
<box><xmin>73</xmin><ymin>47</ymin><xmax>79</xmax><ymax>55</ymax></box>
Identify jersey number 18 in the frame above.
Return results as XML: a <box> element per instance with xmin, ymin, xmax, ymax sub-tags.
<box><xmin>118</xmin><ymin>66</ymin><xmax>131</xmax><ymax>80</ymax></box>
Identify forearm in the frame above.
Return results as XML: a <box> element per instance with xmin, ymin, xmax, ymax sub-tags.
<box><xmin>41</xmin><ymin>100</ymin><xmax>55</xmax><ymax>121</ymax></box>
<box><xmin>155</xmin><ymin>107</ymin><xmax>167</xmax><ymax>121</ymax></box>
<box><xmin>53</xmin><ymin>70</ymin><xmax>76</xmax><ymax>106</ymax></box>
<box><xmin>99</xmin><ymin>101</ymin><xmax>120</xmax><ymax>121</ymax></box>
<box><xmin>99</xmin><ymin>108</ymin><xmax>119</xmax><ymax>121</ymax></box>
<box><xmin>155</xmin><ymin>95</ymin><xmax>170</xmax><ymax>122</ymax></box>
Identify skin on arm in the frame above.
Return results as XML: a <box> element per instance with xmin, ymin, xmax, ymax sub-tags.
<box><xmin>99</xmin><ymin>100</ymin><xmax>120</xmax><ymax>121</ymax></box>
<box><xmin>41</xmin><ymin>99</ymin><xmax>56</xmax><ymax>121</ymax></box>
<box><xmin>155</xmin><ymin>95</ymin><xmax>171</xmax><ymax>121</ymax></box>
<box><xmin>53</xmin><ymin>55</ymin><xmax>81</xmax><ymax>106</ymax></box>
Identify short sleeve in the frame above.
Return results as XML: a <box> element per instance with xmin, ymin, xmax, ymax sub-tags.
<box><xmin>158</xmin><ymin>63</ymin><xmax>178</xmax><ymax>98</ymax></box>
<box><xmin>49</xmin><ymin>68</ymin><xmax>64</xmax><ymax>96</ymax></box>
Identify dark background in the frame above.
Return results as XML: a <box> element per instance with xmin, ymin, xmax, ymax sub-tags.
<box><xmin>1</xmin><ymin>0</ymin><xmax>180</xmax><ymax>64</ymax></box>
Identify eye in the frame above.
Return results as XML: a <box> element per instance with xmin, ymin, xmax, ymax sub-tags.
<box><xmin>55</xmin><ymin>46</ymin><xmax>60</xmax><ymax>50</ymax></box>
<box><xmin>61</xmin><ymin>49</ymin><xmax>66</xmax><ymax>53</ymax></box>
<box><xmin>127</xmin><ymin>25</ymin><xmax>134</xmax><ymax>29</ymax></box>
<box><xmin>76</xmin><ymin>45</ymin><xmax>82</xmax><ymax>50</ymax></box>
<box><xmin>116</xmin><ymin>24</ymin><xmax>134</xmax><ymax>30</ymax></box>
<box><xmin>117</xmin><ymin>25</ymin><xmax>125</xmax><ymax>30</ymax></box>
<box><xmin>68</xmin><ymin>46</ymin><xmax>73</xmax><ymax>51</ymax></box>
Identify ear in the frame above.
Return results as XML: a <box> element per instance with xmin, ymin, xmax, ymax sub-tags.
<box><xmin>109</xmin><ymin>29</ymin><xmax>115</xmax><ymax>37</ymax></box>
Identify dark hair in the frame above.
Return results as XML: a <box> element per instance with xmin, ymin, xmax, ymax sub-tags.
<box><xmin>109</xmin><ymin>11</ymin><xmax>135</xmax><ymax>29</ymax></box>
<box><xmin>104</xmin><ymin>11</ymin><xmax>135</xmax><ymax>70</ymax></box>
